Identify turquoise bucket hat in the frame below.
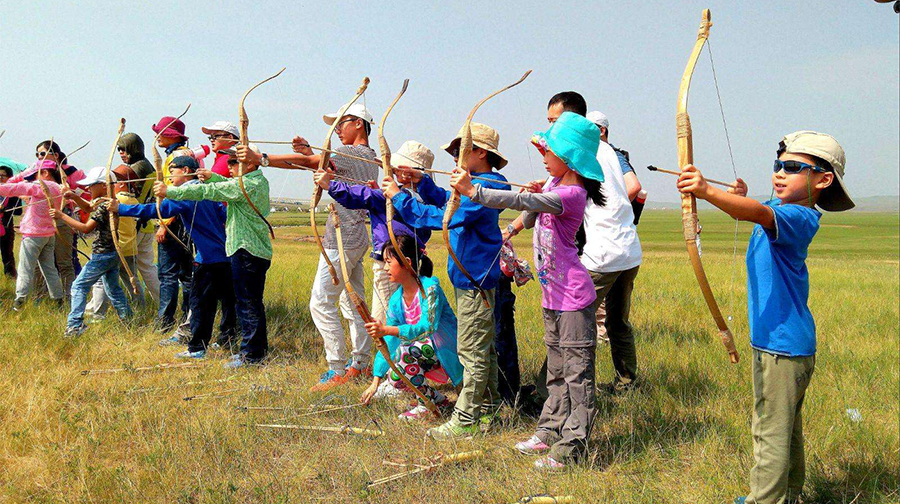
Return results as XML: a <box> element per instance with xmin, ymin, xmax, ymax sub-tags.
<box><xmin>0</xmin><ymin>157</ymin><xmax>28</xmax><ymax>175</ymax></box>
<box><xmin>531</xmin><ymin>111</ymin><xmax>604</xmax><ymax>183</ymax></box>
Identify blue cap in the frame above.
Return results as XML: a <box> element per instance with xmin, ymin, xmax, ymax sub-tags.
<box><xmin>170</xmin><ymin>156</ymin><xmax>199</xmax><ymax>171</ymax></box>
<box><xmin>532</xmin><ymin>111</ymin><xmax>603</xmax><ymax>183</ymax></box>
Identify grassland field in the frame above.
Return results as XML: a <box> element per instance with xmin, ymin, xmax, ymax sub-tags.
<box><xmin>0</xmin><ymin>210</ymin><xmax>896</xmax><ymax>503</ymax></box>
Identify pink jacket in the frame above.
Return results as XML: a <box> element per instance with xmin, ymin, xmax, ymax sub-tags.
<box><xmin>0</xmin><ymin>181</ymin><xmax>61</xmax><ymax>237</ymax></box>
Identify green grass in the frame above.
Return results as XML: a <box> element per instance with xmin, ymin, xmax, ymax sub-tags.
<box><xmin>0</xmin><ymin>210</ymin><xmax>896</xmax><ymax>503</ymax></box>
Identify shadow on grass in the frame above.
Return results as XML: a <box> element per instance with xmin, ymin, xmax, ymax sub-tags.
<box><xmin>806</xmin><ymin>455</ymin><xmax>900</xmax><ymax>503</ymax></box>
<box><xmin>587</xmin><ymin>362</ymin><xmax>732</xmax><ymax>470</ymax></box>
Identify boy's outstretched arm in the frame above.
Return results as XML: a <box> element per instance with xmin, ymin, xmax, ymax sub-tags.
<box><xmin>678</xmin><ymin>164</ymin><xmax>774</xmax><ymax>229</ymax></box>
<box><xmin>50</xmin><ymin>207</ymin><xmax>97</xmax><ymax>234</ymax></box>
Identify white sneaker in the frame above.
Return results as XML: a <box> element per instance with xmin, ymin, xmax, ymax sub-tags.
<box><xmin>373</xmin><ymin>380</ymin><xmax>401</xmax><ymax>399</ymax></box>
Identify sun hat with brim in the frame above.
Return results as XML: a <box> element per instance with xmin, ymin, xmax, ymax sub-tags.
<box><xmin>0</xmin><ymin>157</ymin><xmax>28</xmax><ymax>175</ymax></box>
<box><xmin>201</xmin><ymin>121</ymin><xmax>239</xmax><ymax>138</ymax></box>
<box><xmin>78</xmin><ymin>166</ymin><xmax>116</xmax><ymax>186</ymax></box>
<box><xmin>391</xmin><ymin>141</ymin><xmax>434</xmax><ymax>170</ymax></box>
<box><xmin>531</xmin><ymin>111</ymin><xmax>604</xmax><ymax>183</ymax></box>
<box><xmin>778</xmin><ymin>130</ymin><xmax>853</xmax><ymax>211</ymax></box>
<box><xmin>440</xmin><ymin>123</ymin><xmax>509</xmax><ymax>169</ymax></box>
<box><xmin>152</xmin><ymin>116</ymin><xmax>188</xmax><ymax>140</ymax></box>
<box><xmin>323</xmin><ymin>103</ymin><xmax>375</xmax><ymax>126</ymax></box>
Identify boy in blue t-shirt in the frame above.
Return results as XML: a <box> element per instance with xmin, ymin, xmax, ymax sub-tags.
<box><xmin>678</xmin><ymin>130</ymin><xmax>853</xmax><ymax>504</ymax></box>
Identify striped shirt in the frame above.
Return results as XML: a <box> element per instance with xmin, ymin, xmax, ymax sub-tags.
<box><xmin>322</xmin><ymin>144</ymin><xmax>378</xmax><ymax>251</ymax></box>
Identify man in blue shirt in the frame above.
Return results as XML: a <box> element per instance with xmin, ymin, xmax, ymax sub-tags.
<box><xmin>678</xmin><ymin>130</ymin><xmax>853</xmax><ymax>504</ymax></box>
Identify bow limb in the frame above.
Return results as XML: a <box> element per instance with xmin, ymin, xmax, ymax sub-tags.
<box><xmin>379</xmin><ymin>79</ymin><xmax>424</xmax><ymax>294</ymax></box>
<box><xmin>238</xmin><ymin>68</ymin><xmax>284</xmax><ymax>239</ymax></box>
<box><xmin>106</xmin><ymin>118</ymin><xmax>139</xmax><ymax>295</ymax></box>
<box><xmin>329</xmin><ymin>204</ymin><xmax>440</xmax><ymax>418</ymax></box>
<box><xmin>37</xmin><ymin>179</ymin><xmax>60</xmax><ymax>237</ymax></box>
<box><xmin>443</xmin><ymin>70</ymin><xmax>532</xmax><ymax>309</ymax></box>
<box><xmin>677</xmin><ymin>9</ymin><xmax>738</xmax><ymax>364</ymax></box>
<box><xmin>151</xmin><ymin>104</ymin><xmax>192</xmax><ymax>253</ymax></box>
<box><xmin>311</xmin><ymin>77</ymin><xmax>370</xmax><ymax>287</ymax></box>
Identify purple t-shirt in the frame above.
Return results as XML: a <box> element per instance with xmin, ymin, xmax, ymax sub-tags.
<box><xmin>533</xmin><ymin>181</ymin><xmax>597</xmax><ymax>311</ymax></box>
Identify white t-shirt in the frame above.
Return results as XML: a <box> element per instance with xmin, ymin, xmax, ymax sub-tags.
<box><xmin>580</xmin><ymin>141</ymin><xmax>642</xmax><ymax>273</ymax></box>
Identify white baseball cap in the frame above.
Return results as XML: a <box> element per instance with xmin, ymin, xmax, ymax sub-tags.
<box><xmin>201</xmin><ymin>121</ymin><xmax>239</xmax><ymax>138</ymax></box>
<box><xmin>323</xmin><ymin>103</ymin><xmax>375</xmax><ymax>126</ymax></box>
<box><xmin>78</xmin><ymin>165</ymin><xmax>115</xmax><ymax>186</ymax></box>
<box><xmin>586</xmin><ymin>111</ymin><xmax>609</xmax><ymax>130</ymax></box>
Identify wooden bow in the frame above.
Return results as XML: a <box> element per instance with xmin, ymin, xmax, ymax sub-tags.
<box><xmin>106</xmin><ymin>118</ymin><xmax>139</xmax><ymax>295</ymax></box>
<box><xmin>151</xmin><ymin>105</ymin><xmax>192</xmax><ymax>252</ymax></box>
<box><xmin>311</xmin><ymin>77</ymin><xmax>369</xmax><ymax>286</ymax></box>
<box><xmin>238</xmin><ymin>68</ymin><xmax>284</xmax><ymax>239</ymax></box>
<box><xmin>677</xmin><ymin>9</ymin><xmax>738</xmax><ymax>363</ymax></box>
<box><xmin>329</xmin><ymin>204</ymin><xmax>440</xmax><ymax>417</ymax></box>
<box><xmin>378</xmin><ymin>79</ymin><xmax>424</xmax><ymax>294</ymax></box>
<box><xmin>442</xmin><ymin>70</ymin><xmax>532</xmax><ymax>308</ymax></box>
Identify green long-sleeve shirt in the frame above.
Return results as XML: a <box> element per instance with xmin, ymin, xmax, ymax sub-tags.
<box><xmin>166</xmin><ymin>171</ymin><xmax>273</xmax><ymax>260</ymax></box>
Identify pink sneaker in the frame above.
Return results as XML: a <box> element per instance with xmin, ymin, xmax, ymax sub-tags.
<box><xmin>515</xmin><ymin>435</ymin><xmax>550</xmax><ymax>455</ymax></box>
<box><xmin>534</xmin><ymin>456</ymin><xmax>566</xmax><ymax>471</ymax></box>
<box><xmin>398</xmin><ymin>405</ymin><xmax>431</xmax><ymax>421</ymax></box>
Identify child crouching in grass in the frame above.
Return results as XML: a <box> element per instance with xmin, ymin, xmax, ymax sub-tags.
<box><xmin>360</xmin><ymin>234</ymin><xmax>463</xmax><ymax>421</ymax></box>
<box><xmin>51</xmin><ymin>166</ymin><xmax>133</xmax><ymax>337</ymax></box>
<box><xmin>451</xmin><ymin>111</ymin><xmax>604</xmax><ymax>470</ymax></box>
<box><xmin>677</xmin><ymin>131</ymin><xmax>853</xmax><ymax>504</ymax></box>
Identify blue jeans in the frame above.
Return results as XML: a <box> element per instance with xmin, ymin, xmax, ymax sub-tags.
<box><xmin>157</xmin><ymin>237</ymin><xmax>192</xmax><ymax>330</ymax></box>
<box><xmin>68</xmin><ymin>251</ymin><xmax>132</xmax><ymax>328</ymax></box>
<box><xmin>231</xmin><ymin>249</ymin><xmax>269</xmax><ymax>361</ymax></box>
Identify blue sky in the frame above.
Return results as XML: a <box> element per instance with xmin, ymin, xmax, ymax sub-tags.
<box><xmin>1</xmin><ymin>1</ymin><xmax>897</xmax><ymax>202</ymax></box>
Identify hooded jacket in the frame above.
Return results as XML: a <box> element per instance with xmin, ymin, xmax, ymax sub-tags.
<box><xmin>118</xmin><ymin>133</ymin><xmax>157</xmax><ymax>233</ymax></box>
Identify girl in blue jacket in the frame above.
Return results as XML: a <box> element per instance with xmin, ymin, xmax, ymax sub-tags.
<box><xmin>361</xmin><ymin>234</ymin><xmax>463</xmax><ymax>421</ymax></box>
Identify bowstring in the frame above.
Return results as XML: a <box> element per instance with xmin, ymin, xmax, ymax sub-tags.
<box><xmin>707</xmin><ymin>40</ymin><xmax>742</xmax><ymax>323</ymax></box>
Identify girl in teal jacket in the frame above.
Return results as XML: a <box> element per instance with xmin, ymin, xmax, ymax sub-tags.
<box><xmin>362</xmin><ymin>235</ymin><xmax>463</xmax><ymax>421</ymax></box>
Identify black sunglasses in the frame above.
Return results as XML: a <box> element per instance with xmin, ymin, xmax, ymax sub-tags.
<box><xmin>773</xmin><ymin>159</ymin><xmax>829</xmax><ymax>175</ymax></box>
<box><xmin>35</xmin><ymin>150</ymin><xmax>55</xmax><ymax>158</ymax></box>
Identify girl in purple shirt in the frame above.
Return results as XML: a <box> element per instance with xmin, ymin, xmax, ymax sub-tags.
<box><xmin>451</xmin><ymin>111</ymin><xmax>605</xmax><ymax>469</ymax></box>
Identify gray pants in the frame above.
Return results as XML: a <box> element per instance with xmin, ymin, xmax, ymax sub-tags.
<box><xmin>16</xmin><ymin>236</ymin><xmax>64</xmax><ymax>301</ymax></box>
<box><xmin>592</xmin><ymin>266</ymin><xmax>640</xmax><ymax>384</ymax></box>
<box><xmin>535</xmin><ymin>305</ymin><xmax>597</xmax><ymax>462</ymax></box>
<box><xmin>536</xmin><ymin>265</ymin><xmax>640</xmax><ymax>400</ymax></box>
<box><xmin>452</xmin><ymin>287</ymin><xmax>500</xmax><ymax>426</ymax></box>
<box><xmin>747</xmin><ymin>349</ymin><xmax>815</xmax><ymax>504</ymax></box>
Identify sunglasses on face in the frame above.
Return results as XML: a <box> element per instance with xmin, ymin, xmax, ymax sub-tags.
<box><xmin>209</xmin><ymin>134</ymin><xmax>233</xmax><ymax>142</ymax></box>
<box><xmin>773</xmin><ymin>159</ymin><xmax>829</xmax><ymax>175</ymax></box>
<box><xmin>36</xmin><ymin>150</ymin><xmax>55</xmax><ymax>158</ymax></box>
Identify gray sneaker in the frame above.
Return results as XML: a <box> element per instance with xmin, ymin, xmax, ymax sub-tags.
<box><xmin>12</xmin><ymin>298</ymin><xmax>25</xmax><ymax>312</ymax></box>
<box><xmin>158</xmin><ymin>335</ymin><xmax>183</xmax><ymax>347</ymax></box>
<box><xmin>175</xmin><ymin>349</ymin><xmax>207</xmax><ymax>359</ymax></box>
<box><xmin>64</xmin><ymin>323</ymin><xmax>87</xmax><ymax>339</ymax></box>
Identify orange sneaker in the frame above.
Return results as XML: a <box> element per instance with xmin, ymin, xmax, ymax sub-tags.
<box><xmin>309</xmin><ymin>369</ymin><xmax>351</xmax><ymax>392</ymax></box>
<box><xmin>344</xmin><ymin>365</ymin><xmax>373</xmax><ymax>380</ymax></box>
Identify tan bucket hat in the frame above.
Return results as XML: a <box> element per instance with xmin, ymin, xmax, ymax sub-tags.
<box><xmin>441</xmin><ymin>122</ymin><xmax>509</xmax><ymax>169</ymax></box>
<box><xmin>391</xmin><ymin>140</ymin><xmax>434</xmax><ymax>170</ymax></box>
<box><xmin>779</xmin><ymin>130</ymin><xmax>853</xmax><ymax>211</ymax></box>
